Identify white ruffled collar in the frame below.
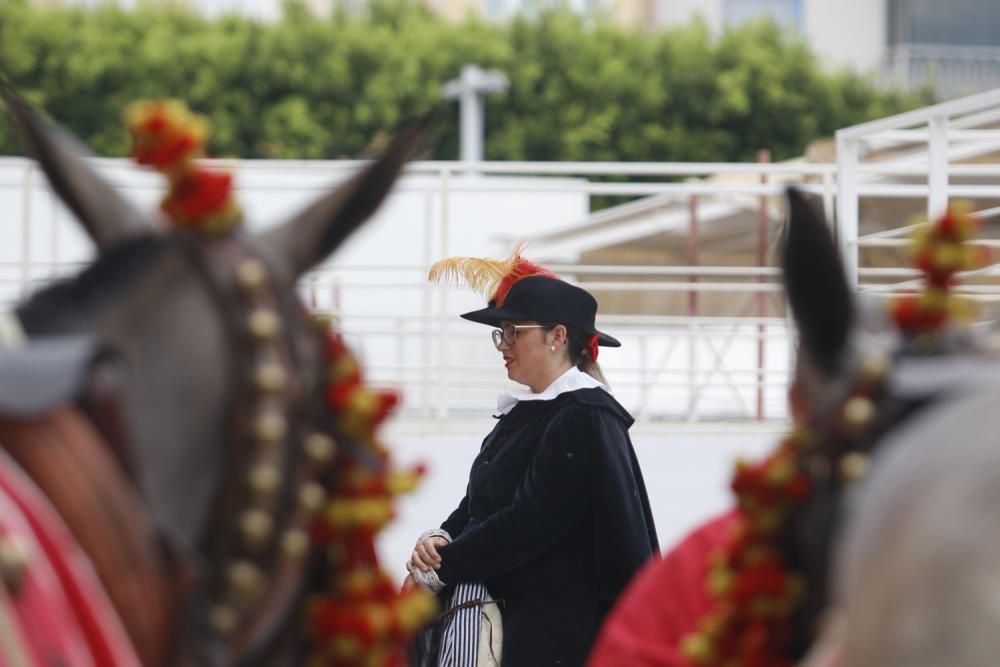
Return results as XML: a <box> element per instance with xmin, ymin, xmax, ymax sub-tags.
<box><xmin>496</xmin><ymin>366</ymin><xmax>610</xmax><ymax>415</ymax></box>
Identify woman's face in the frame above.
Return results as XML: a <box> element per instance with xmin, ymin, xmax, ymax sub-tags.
<box><xmin>496</xmin><ymin>320</ymin><xmax>564</xmax><ymax>391</ymax></box>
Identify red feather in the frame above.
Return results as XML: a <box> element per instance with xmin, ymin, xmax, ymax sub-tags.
<box><xmin>493</xmin><ymin>258</ymin><xmax>558</xmax><ymax>306</ymax></box>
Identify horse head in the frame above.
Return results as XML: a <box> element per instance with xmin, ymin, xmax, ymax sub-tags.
<box><xmin>1</xmin><ymin>82</ymin><xmax>434</xmax><ymax>665</ymax></box>
<box><xmin>781</xmin><ymin>187</ymin><xmax>993</xmax><ymax>658</ymax></box>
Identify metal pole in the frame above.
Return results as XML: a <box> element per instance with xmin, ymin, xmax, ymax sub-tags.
<box><xmin>459</xmin><ymin>87</ymin><xmax>483</xmax><ymax>165</ymax></box>
<box><xmin>686</xmin><ymin>195</ymin><xmax>700</xmax><ymax>421</ymax></box>
<box><xmin>835</xmin><ymin>133</ymin><xmax>860</xmax><ymax>288</ymax></box>
<box><xmin>687</xmin><ymin>194</ymin><xmax>700</xmax><ymax>316</ymax></box>
<box><xmin>756</xmin><ymin>149</ymin><xmax>770</xmax><ymax>420</ymax></box>
<box><xmin>821</xmin><ymin>169</ymin><xmax>835</xmax><ymax>225</ymax></box>
<box><xmin>928</xmin><ymin>114</ymin><xmax>950</xmax><ymax>220</ymax></box>
<box><xmin>422</xmin><ymin>190</ymin><xmax>435</xmax><ymax>419</ymax></box>
<box><xmin>437</xmin><ymin>168</ymin><xmax>451</xmax><ymax>418</ymax></box>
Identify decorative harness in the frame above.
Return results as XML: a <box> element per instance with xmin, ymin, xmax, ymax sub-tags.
<box><xmin>680</xmin><ymin>203</ymin><xmax>990</xmax><ymax>667</ymax></box>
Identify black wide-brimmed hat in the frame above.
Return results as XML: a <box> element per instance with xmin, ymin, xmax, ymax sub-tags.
<box><xmin>428</xmin><ymin>244</ymin><xmax>620</xmax><ymax>347</ymax></box>
<box><xmin>460</xmin><ymin>275</ymin><xmax>620</xmax><ymax>347</ymax></box>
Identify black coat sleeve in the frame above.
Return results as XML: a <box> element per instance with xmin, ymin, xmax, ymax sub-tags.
<box><xmin>434</xmin><ymin>404</ymin><xmax>600</xmax><ymax>584</ymax></box>
<box><xmin>440</xmin><ymin>493</ymin><xmax>470</xmax><ymax>539</ymax></box>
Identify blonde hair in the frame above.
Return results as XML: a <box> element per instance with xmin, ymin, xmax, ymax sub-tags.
<box><xmin>544</xmin><ymin>324</ymin><xmax>609</xmax><ymax>387</ymax></box>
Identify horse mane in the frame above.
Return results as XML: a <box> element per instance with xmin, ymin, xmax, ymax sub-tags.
<box><xmin>16</xmin><ymin>235</ymin><xmax>170</xmax><ymax>335</ymax></box>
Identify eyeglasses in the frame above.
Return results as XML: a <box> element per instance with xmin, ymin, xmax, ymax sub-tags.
<box><xmin>491</xmin><ymin>324</ymin><xmax>547</xmax><ymax>349</ymax></box>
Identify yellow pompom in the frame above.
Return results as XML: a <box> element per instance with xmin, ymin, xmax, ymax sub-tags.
<box><xmin>681</xmin><ymin>633</ymin><xmax>715</xmax><ymax>664</ymax></box>
<box><xmin>932</xmin><ymin>242</ymin><xmax>964</xmax><ymax>271</ymax></box>
<box><xmin>764</xmin><ymin>457</ymin><xmax>794</xmax><ymax>486</ymax></box>
<box><xmin>387</xmin><ymin>471</ymin><xmax>421</xmax><ymax>494</ymax></box>
<box><xmin>328</xmin><ymin>634</ymin><xmax>364</xmax><ymax>660</ymax></box>
<box><xmin>708</xmin><ymin>566</ymin><xmax>733</xmax><ymax>596</ymax></box>
<box><xmin>919</xmin><ymin>286</ymin><xmax>949</xmax><ymax>312</ymax></box>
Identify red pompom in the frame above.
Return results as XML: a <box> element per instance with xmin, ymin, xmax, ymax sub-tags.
<box><xmin>587</xmin><ymin>334</ymin><xmax>600</xmax><ymax>362</ymax></box>
<box><xmin>161</xmin><ymin>169</ymin><xmax>232</xmax><ymax>223</ymax></box>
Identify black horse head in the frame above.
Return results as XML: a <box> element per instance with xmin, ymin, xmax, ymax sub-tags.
<box><xmin>781</xmin><ymin>187</ymin><xmax>996</xmax><ymax>658</ymax></box>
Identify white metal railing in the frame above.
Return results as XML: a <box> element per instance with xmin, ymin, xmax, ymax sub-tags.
<box><xmin>836</xmin><ymin>87</ymin><xmax>1000</xmax><ymax>288</ymax></box>
<box><xmin>4</xmin><ymin>98</ymin><xmax>1000</xmax><ymax>421</ymax></box>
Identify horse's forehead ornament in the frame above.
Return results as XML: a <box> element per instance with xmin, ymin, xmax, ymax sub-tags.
<box><xmin>125</xmin><ymin>100</ymin><xmax>241</xmax><ymax>235</ymax></box>
<box><xmin>123</xmin><ymin>100</ymin><xmax>436</xmax><ymax>663</ymax></box>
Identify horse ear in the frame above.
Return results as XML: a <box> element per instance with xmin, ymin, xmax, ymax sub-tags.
<box><xmin>259</xmin><ymin>116</ymin><xmax>430</xmax><ymax>279</ymax></box>
<box><xmin>0</xmin><ymin>80</ymin><xmax>149</xmax><ymax>250</ymax></box>
<box><xmin>782</xmin><ymin>187</ymin><xmax>855</xmax><ymax>378</ymax></box>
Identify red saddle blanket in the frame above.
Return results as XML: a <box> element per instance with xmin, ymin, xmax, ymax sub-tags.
<box><xmin>0</xmin><ymin>447</ymin><xmax>140</xmax><ymax>666</ymax></box>
<box><xmin>588</xmin><ymin>510</ymin><xmax>738</xmax><ymax>667</ymax></box>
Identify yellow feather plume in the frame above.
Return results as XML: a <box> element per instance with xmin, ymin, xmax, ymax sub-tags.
<box><xmin>428</xmin><ymin>242</ymin><xmax>525</xmax><ymax>300</ymax></box>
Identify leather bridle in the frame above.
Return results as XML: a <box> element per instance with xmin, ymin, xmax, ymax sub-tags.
<box><xmin>170</xmin><ymin>231</ymin><xmax>343</xmax><ymax>664</ymax></box>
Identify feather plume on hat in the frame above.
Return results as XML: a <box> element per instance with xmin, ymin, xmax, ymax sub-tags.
<box><xmin>428</xmin><ymin>242</ymin><xmax>558</xmax><ymax>306</ymax></box>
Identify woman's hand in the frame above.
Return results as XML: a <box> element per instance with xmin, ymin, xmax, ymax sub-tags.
<box><xmin>409</xmin><ymin>535</ymin><xmax>448</xmax><ymax>572</ymax></box>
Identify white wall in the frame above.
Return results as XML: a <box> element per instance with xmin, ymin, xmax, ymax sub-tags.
<box><xmin>804</xmin><ymin>0</ymin><xmax>886</xmax><ymax>73</ymax></box>
<box><xmin>654</xmin><ymin>0</ymin><xmax>887</xmax><ymax>75</ymax></box>
<box><xmin>656</xmin><ymin>0</ymin><xmax>723</xmax><ymax>30</ymax></box>
<box><xmin>0</xmin><ymin>158</ymin><xmax>589</xmax><ymax>304</ymax></box>
<box><xmin>379</xmin><ymin>423</ymin><xmax>782</xmax><ymax>582</ymax></box>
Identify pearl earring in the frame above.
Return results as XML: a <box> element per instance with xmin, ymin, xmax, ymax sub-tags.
<box><xmin>550</xmin><ymin>346</ymin><xmax>556</xmax><ymax>352</ymax></box>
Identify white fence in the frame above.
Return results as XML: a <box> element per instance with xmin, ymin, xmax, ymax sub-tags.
<box><xmin>3</xmin><ymin>88</ymin><xmax>1000</xmax><ymax>423</ymax></box>
<box><xmin>885</xmin><ymin>44</ymin><xmax>1000</xmax><ymax>99</ymax></box>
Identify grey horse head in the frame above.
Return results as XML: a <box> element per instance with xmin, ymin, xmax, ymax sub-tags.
<box><xmin>2</xmin><ymin>81</ymin><xmax>427</xmax><ymax>664</ymax></box>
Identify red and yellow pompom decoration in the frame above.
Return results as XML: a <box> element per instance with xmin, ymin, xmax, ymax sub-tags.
<box><xmin>125</xmin><ymin>100</ymin><xmax>241</xmax><ymax>234</ymax></box>
<box><xmin>308</xmin><ymin>328</ymin><xmax>436</xmax><ymax>667</ymax></box>
<box><xmin>890</xmin><ymin>202</ymin><xmax>990</xmax><ymax>332</ymax></box>
<box><xmin>681</xmin><ymin>431</ymin><xmax>811</xmax><ymax>667</ymax></box>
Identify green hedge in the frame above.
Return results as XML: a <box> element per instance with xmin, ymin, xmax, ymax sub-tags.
<box><xmin>0</xmin><ymin>0</ymin><xmax>933</xmax><ymax>161</ymax></box>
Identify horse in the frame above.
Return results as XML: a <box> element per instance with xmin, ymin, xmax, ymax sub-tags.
<box><xmin>0</xmin><ymin>82</ymin><xmax>433</xmax><ymax>666</ymax></box>
<box><xmin>588</xmin><ymin>187</ymin><xmax>993</xmax><ymax>666</ymax></box>
<box><xmin>830</xmin><ymin>332</ymin><xmax>1000</xmax><ymax>666</ymax></box>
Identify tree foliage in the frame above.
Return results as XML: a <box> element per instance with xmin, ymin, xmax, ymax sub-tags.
<box><xmin>0</xmin><ymin>0</ymin><xmax>933</xmax><ymax>161</ymax></box>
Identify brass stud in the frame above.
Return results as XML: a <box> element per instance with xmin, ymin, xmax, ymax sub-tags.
<box><xmin>235</xmin><ymin>259</ymin><xmax>267</xmax><ymax>292</ymax></box>
<box><xmin>298</xmin><ymin>483</ymin><xmax>327</xmax><ymax>513</ymax></box>
<box><xmin>248</xmin><ymin>464</ymin><xmax>282</xmax><ymax>496</ymax></box>
<box><xmin>0</xmin><ymin>537</ymin><xmax>30</xmax><ymax>591</ymax></box>
<box><xmin>247</xmin><ymin>309</ymin><xmax>280</xmax><ymax>340</ymax></box>
<box><xmin>254</xmin><ymin>411</ymin><xmax>288</xmax><ymax>445</ymax></box>
<box><xmin>304</xmin><ymin>433</ymin><xmax>337</xmax><ymax>466</ymax></box>
<box><xmin>281</xmin><ymin>529</ymin><xmax>310</xmax><ymax>559</ymax></box>
<box><xmin>840</xmin><ymin>452</ymin><xmax>870</xmax><ymax>481</ymax></box>
<box><xmin>227</xmin><ymin>561</ymin><xmax>265</xmax><ymax>600</ymax></box>
<box><xmin>254</xmin><ymin>363</ymin><xmax>287</xmax><ymax>393</ymax></box>
<box><xmin>843</xmin><ymin>396</ymin><xmax>875</xmax><ymax>429</ymax></box>
<box><xmin>240</xmin><ymin>510</ymin><xmax>274</xmax><ymax>548</ymax></box>
<box><xmin>860</xmin><ymin>354</ymin><xmax>890</xmax><ymax>383</ymax></box>
<box><xmin>209</xmin><ymin>605</ymin><xmax>239</xmax><ymax>635</ymax></box>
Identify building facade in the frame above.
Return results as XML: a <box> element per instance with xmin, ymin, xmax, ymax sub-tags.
<box><xmin>884</xmin><ymin>0</ymin><xmax>1000</xmax><ymax>97</ymax></box>
<box><xmin>32</xmin><ymin>0</ymin><xmax>1000</xmax><ymax>97</ymax></box>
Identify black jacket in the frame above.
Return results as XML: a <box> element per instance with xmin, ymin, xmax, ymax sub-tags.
<box><xmin>435</xmin><ymin>387</ymin><xmax>658</xmax><ymax>666</ymax></box>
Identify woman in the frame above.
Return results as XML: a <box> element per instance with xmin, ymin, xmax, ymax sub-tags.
<box><xmin>407</xmin><ymin>248</ymin><xmax>659</xmax><ymax>666</ymax></box>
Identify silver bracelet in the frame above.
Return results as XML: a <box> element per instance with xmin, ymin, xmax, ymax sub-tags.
<box><xmin>419</xmin><ymin>528</ymin><xmax>453</xmax><ymax>543</ymax></box>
